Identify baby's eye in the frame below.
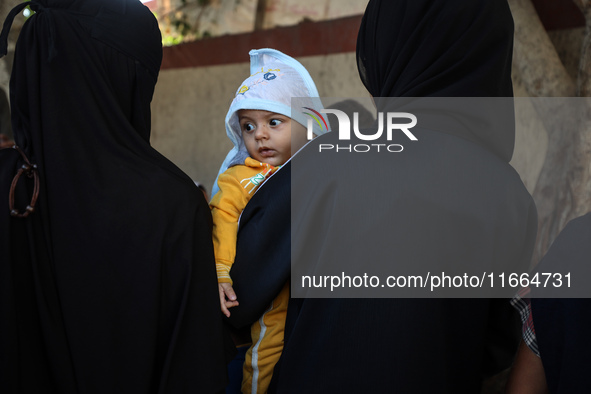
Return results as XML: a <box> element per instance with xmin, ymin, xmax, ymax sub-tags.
<box><xmin>242</xmin><ymin>122</ymin><xmax>255</xmax><ymax>133</ymax></box>
<box><xmin>269</xmin><ymin>119</ymin><xmax>283</xmax><ymax>127</ymax></box>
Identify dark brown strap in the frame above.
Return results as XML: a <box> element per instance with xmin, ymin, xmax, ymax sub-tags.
<box><xmin>8</xmin><ymin>145</ymin><xmax>40</xmax><ymax>219</ymax></box>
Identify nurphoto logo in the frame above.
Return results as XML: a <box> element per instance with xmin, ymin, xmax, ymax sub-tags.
<box><xmin>303</xmin><ymin>108</ymin><xmax>418</xmax><ymax>153</ymax></box>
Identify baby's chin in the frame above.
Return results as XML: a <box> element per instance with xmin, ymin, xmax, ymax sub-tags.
<box><xmin>260</xmin><ymin>158</ymin><xmax>286</xmax><ymax>167</ymax></box>
<box><xmin>250</xmin><ymin>153</ymin><xmax>287</xmax><ymax>167</ymax></box>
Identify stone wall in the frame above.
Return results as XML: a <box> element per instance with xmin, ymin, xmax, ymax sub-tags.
<box><xmin>509</xmin><ymin>27</ymin><xmax>585</xmax><ymax>194</ymax></box>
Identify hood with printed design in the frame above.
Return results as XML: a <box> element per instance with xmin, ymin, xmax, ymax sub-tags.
<box><xmin>212</xmin><ymin>48</ymin><xmax>328</xmax><ymax>196</ymax></box>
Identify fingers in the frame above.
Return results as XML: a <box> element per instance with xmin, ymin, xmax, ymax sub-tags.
<box><xmin>218</xmin><ymin>284</ymin><xmax>231</xmax><ymax>317</ymax></box>
<box><xmin>218</xmin><ymin>283</ymin><xmax>239</xmax><ymax>318</ymax></box>
<box><xmin>225</xmin><ymin>299</ymin><xmax>239</xmax><ymax>307</ymax></box>
<box><xmin>221</xmin><ymin>282</ymin><xmax>237</xmax><ymax>302</ymax></box>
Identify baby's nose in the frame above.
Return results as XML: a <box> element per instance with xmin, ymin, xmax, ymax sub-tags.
<box><xmin>254</xmin><ymin>125</ymin><xmax>269</xmax><ymax>139</ymax></box>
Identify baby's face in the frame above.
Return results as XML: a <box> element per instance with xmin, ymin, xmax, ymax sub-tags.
<box><xmin>239</xmin><ymin>109</ymin><xmax>307</xmax><ymax>167</ymax></box>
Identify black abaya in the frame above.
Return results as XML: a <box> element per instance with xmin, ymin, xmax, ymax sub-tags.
<box><xmin>228</xmin><ymin>0</ymin><xmax>538</xmax><ymax>392</ymax></box>
<box><xmin>530</xmin><ymin>213</ymin><xmax>591</xmax><ymax>392</ymax></box>
<box><xmin>0</xmin><ymin>1</ymin><xmax>230</xmax><ymax>393</ymax></box>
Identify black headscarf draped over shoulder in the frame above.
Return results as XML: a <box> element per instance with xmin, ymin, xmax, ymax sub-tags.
<box><xmin>356</xmin><ymin>0</ymin><xmax>516</xmax><ymax>162</ymax></box>
<box><xmin>0</xmin><ymin>1</ymin><xmax>230</xmax><ymax>393</ymax></box>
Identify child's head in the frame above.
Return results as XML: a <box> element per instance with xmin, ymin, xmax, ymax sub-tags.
<box><xmin>213</xmin><ymin>49</ymin><xmax>328</xmax><ymax>193</ymax></box>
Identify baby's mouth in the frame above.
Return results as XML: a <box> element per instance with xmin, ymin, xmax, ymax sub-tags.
<box><xmin>259</xmin><ymin>147</ymin><xmax>275</xmax><ymax>157</ymax></box>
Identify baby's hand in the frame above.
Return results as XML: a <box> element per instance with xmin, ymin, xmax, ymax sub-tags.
<box><xmin>219</xmin><ymin>283</ymin><xmax>239</xmax><ymax>317</ymax></box>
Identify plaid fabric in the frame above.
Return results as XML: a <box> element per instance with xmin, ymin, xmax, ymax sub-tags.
<box><xmin>510</xmin><ymin>287</ymin><xmax>540</xmax><ymax>357</ymax></box>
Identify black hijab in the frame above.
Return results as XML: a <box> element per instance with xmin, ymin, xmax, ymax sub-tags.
<box><xmin>0</xmin><ymin>1</ymin><xmax>230</xmax><ymax>392</ymax></box>
<box><xmin>356</xmin><ymin>0</ymin><xmax>516</xmax><ymax>162</ymax></box>
<box><xmin>356</xmin><ymin>0</ymin><xmax>514</xmax><ymax>98</ymax></box>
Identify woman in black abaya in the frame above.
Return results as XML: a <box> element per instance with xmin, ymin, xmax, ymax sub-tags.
<box><xmin>227</xmin><ymin>0</ymin><xmax>538</xmax><ymax>392</ymax></box>
<box><xmin>0</xmin><ymin>1</ymin><xmax>230</xmax><ymax>393</ymax></box>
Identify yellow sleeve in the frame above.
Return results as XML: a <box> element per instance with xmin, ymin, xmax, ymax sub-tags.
<box><xmin>210</xmin><ymin>168</ymin><xmax>252</xmax><ymax>285</ymax></box>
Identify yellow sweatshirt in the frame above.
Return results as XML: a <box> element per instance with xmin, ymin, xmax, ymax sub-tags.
<box><xmin>210</xmin><ymin>157</ymin><xmax>277</xmax><ymax>284</ymax></box>
<box><xmin>210</xmin><ymin>157</ymin><xmax>286</xmax><ymax>393</ymax></box>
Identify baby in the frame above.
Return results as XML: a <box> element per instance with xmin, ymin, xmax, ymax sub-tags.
<box><xmin>209</xmin><ymin>48</ymin><xmax>327</xmax><ymax>394</ymax></box>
